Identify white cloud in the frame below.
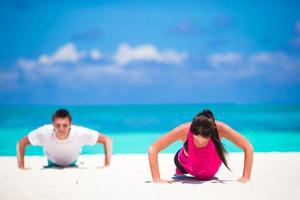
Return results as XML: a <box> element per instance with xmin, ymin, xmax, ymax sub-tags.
<box><xmin>15</xmin><ymin>43</ymin><xmax>189</xmax><ymax>86</ymax></box>
<box><xmin>249</xmin><ymin>52</ymin><xmax>299</xmax><ymax>71</ymax></box>
<box><xmin>13</xmin><ymin>42</ymin><xmax>300</xmax><ymax>88</ymax></box>
<box><xmin>113</xmin><ymin>43</ymin><xmax>187</xmax><ymax>65</ymax></box>
<box><xmin>17</xmin><ymin>58</ymin><xmax>36</xmax><ymax>70</ymax></box>
<box><xmin>38</xmin><ymin>43</ymin><xmax>85</xmax><ymax>64</ymax></box>
<box><xmin>17</xmin><ymin>43</ymin><xmax>187</xmax><ymax>73</ymax></box>
<box><xmin>18</xmin><ymin>43</ymin><xmax>86</xmax><ymax>69</ymax></box>
<box><xmin>204</xmin><ymin>51</ymin><xmax>300</xmax><ymax>82</ymax></box>
<box><xmin>250</xmin><ymin>52</ymin><xmax>273</xmax><ymax>63</ymax></box>
<box><xmin>90</xmin><ymin>49</ymin><xmax>102</xmax><ymax>60</ymax></box>
<box><xmin>162</xmin><ymin>50</ymin><xmax>188</xmax><ymax>65</ymax></box>
<box><xmin>207</xmin><ymin>52</ymin><xmax>242</xmax><ymax>67</ymax></box>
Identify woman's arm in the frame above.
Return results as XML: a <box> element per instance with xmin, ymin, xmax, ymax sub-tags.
<box><xmin>148</xmin><ymin>123</ymin><xmax>190</xmax><ymax>183</ymax></box>
<box><xmin>216</xmin><ymin>121</ymin><xmax>254</xmax><ymax>183</ymax></box>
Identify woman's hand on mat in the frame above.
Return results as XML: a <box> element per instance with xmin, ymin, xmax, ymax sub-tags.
<box><xmin>95</xmin><ymin>166</ymin><xmax>106</xmax><ymax>169</ymax></box>
<box><xmin>18</xmin><ymin>167</ymin><xmax>31</xmax><ymax>170</ymax></box>
<box><xmin>237</xmin><ymin>177</ymin><xmax>250</xmax><ymax>183</ymax></box>
<box><xmin>154</xmin><ymin>179</ymin><xmax>172</xmax><ymax>184</ymax></box>
<box><xmin>95</xmin><ymin>165</ymin><xmax>110</xmax><ymax>169</ymax></box>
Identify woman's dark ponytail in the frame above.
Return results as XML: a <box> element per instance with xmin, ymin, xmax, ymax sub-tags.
<box><xmin>192</xmin><ymin>109</ymin><xmax>230</xmax><ymax>170</ymax></box>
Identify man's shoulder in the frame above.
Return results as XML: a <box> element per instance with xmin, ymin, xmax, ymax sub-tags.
<box><xmin>71</xmin><ymin>125</ymin><xmax>98</xmax><ymax>134</ymax></box>
<box><xmin>41</xmin><ymin>124</ymin><xmax>53</xmax><ymax>131</ymax></box>
<box><xmin>28</xmin><ymin>124</ymin><xmax>53</xmax><ymax>139</ymax></box>
<box><xmin>70</xmin><ymin>125</ymin><xmax>86</xmax><ymax>134</ymax></box>
<box><xmin>70</xmin><ymin>124</ymin><xmax>83</xmax><ymax>130</ymax></box>
<box><xmin>33</xmin><ymin>124</ymin><xmax>53</xmax><ymax>133</ymax></box>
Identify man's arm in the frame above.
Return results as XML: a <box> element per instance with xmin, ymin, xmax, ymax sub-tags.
<box><xmin>96</xmin><ymin>133</ymin><xmax>112</xmax><ymax>166</ymax></box>
<box><xmin>16</xmin><ymin>136</ymin><xmax>31</xmax><ymax>169</ymax></box>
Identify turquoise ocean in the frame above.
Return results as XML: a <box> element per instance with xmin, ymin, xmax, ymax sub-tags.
<box><xmin>0</xmin><ymin>104</ymin><xmax>300</xmax><ymax>155</ymax></box>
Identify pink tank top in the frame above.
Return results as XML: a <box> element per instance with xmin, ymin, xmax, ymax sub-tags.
<box><xmin>178</xmin><ymin>129</ymin><xmax>222</xmax><ymax>180</ymax></box>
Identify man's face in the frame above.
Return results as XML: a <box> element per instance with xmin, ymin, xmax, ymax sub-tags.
<box><xmin>52</xmin><ymin>117</ymin><xmax>71</xmax><ymax>139</ymax></box>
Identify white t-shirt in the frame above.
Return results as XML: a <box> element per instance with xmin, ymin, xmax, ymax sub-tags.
<box><xmin>28</xmin><ymin>124</ymin><xmax>99</xmax><ymax>166</ymax></box>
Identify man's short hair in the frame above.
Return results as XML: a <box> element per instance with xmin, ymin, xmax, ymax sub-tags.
<box><xmin>52</xmin><ymin>109</ymin><xmax>72</xmax><ymax>122</ymax></box>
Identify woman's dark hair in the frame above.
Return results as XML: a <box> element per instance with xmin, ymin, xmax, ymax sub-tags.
<box><xmin>52</xmin><ymin>109</ymin><xmax>72</xmax><ymax>122</ymax></box>
<box><xmin>190</xmin><ymin>109</ymin><xmax>230</xmax><ymax>170</ymax></box>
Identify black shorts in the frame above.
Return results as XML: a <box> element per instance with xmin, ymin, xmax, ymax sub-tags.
<box><xmin>174</xmin><ymin>149</ymin><xmax>188</xmax><ymax>174</ymax></box>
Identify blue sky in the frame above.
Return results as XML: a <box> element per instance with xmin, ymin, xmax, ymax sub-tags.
<box><xmin>0</xmin><ymin>0</ymin><xmax>300</xmax><ymax>104</ymax></box>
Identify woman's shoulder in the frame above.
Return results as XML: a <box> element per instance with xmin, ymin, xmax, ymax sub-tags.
<box><xmin>215</xmin><ymin>120</ymin><xmax>228</xmax><ymax>138</ymax></box>
<box><xmin>178</xmin><ymin>122</ymin><xmax>192</xmax><ymax>130</ymax></box>
<box><xmin>172</xmin><ymin>122</ymin><xmax>191</xmax><ymax>141</ymax></box>
<box><xmin>215</xmin><ymin>120</ymin><xmax>225</xmax><ymax>127</ymax></box>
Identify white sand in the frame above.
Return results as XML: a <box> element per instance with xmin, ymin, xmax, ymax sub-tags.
<box><xmin>0</xmin><ymin>153</ymin><xmax>299</xmax><ymax>200</ymax></box>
